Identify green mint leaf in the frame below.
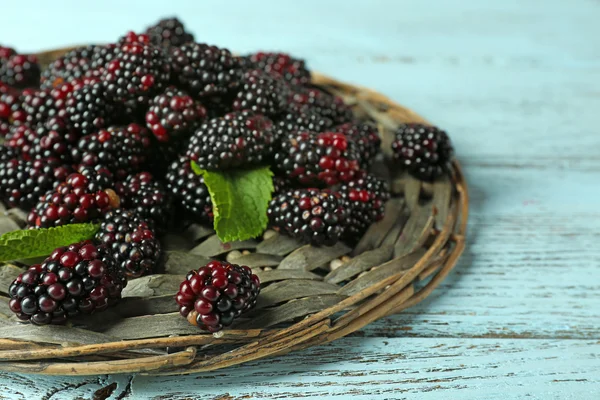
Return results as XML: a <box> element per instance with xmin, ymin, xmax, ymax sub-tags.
<box><xmin>0</xmin><ymin>223</ymin><xmax>100</xmax><ymax>262</ymax></box>
<box><xmin>191</xmin><ymin>162</ymin><xmax>274</xmax><ymax>242</ymax></box>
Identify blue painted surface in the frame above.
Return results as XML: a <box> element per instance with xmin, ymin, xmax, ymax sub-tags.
<box><xmin>1</xmin><ymin>0</ymin><xmax>599</xmax><ymax>399</ymax></box>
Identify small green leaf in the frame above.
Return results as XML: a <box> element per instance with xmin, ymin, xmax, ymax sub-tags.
<box><xmin>191</xmin><ymin>162</ymin><xmax>274</xmax><ymax>243</ymax></box>
<box><xmin>0</xmin><ymin>223</ymin><xmax>100</xmax><ymax>262</ymax></box>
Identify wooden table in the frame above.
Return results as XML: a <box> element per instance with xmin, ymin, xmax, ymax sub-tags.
<box><xmin>1</xmin><ymin>0</ymin><xmax>599</xmax><ymax>398</ymax></box>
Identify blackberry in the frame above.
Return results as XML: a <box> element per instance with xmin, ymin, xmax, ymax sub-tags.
<box><xmin>0</xmin><ymin>46</ymin><xmax>16</xmax><ymax>63</ymax></box>
<box><xmin>0</xmin><ymin>54</ymin><xmax>40</xmax><ymax>88</ymax></box>
<box><xmin>7</xmin><ymin>240</ymin><xmax>126</xmax><ymax>325</ymax></box>
<box><xmin>117</xmin><ymin>172</ymin><xmax>170</xmax><ymax>230</ymax></box>
<box><xmin>95</xmin><ymin>209</ymin><xmax>162</xmax><ymax>278</ymax></box>
<box><xmin>203</xmin><ymin>94</ymin><xmax>236</xmax><ymax>119</ymax></box>
<box><xmin>76</xmin><ymin>164</ymin><xmax>115</xmax><ymax>192</ymax></box>
<box><xmin>0</xmin><ymin>83</ymin><xmax>23</xmax><ymax>136</ymax></box>
<box><xmin>391</xmin><ymin>124</ymin><xmax>454</xmax><ymax>180</ymax></box>
<box><xmin>0</xmin><ymin>157</ymin><xmax>72</xmax><ymax>209</ymax></box>
<box><xmin>268</xmin><ymin>188</ymin><xmax>348</xmax><ymax>246</ymax></box>
<box><xmin>40</xmin><ymin>45</ymin><xmax>97</xmax><ymax>89</ymax></box>
<box><xmin>246</xmin><ymin>52</ymin><xmax>310</xmax><ymax>86</ymax></box>
<box><xmin>65</xmin><ymin>80</ymin><xmax>115</xmax><ymax>135</ymax></box>
<box><xmin>232</xmin><ymin>69</ymin><xmax>289</xmax><ymax>116</ymax></box>
<box><xmin>272</xmin><ymin>176</ymin><xmax>293</xmax><ymax>194</ymax></box>
<box><xmin>145</xmin><ymin>86</ymin><xmax>206</xmax><ymax>142</ymax></box>
<box><xmin>333</xmin><ymin>122</ymin><xmax>381</xmax><ymax>168</ymax></box>
<box><xmin>186</xmin><ymin>111</ymin><xmax>275</xmax><ymax>170</ymax></box>
<box><xmin>166</xmin><ymin>156</ymin><xmax>213</xmax><ymax>224</ymax></box>
<box><xmin>71</xmin><ymin>123</ymin><xmax>152</xmax><ymax>179</ymax></box>
<box><xmin>176</xmin><ymin>260</ymin><xmax>260</xmax><ymax>333</ymax></box>
<box><xmin>20</xmin><ymin>86</ymin><xmax>71</xmax><ymax>125</ymax></box>
<box><xmin>102</xmin><ymin>41</ymin><xmax>171</xmax><ymax>105</ymax></box>
<box><xmin>274</xmin><ymin>107</ymin><xmax>334</xmax><ymax>138</ymax></box>
<box><xmin>27</xmin><ymin>172</ymin><xmax>120</xmax><ymax>228</ymax></box>
<box><xmin>274</xmin><ymin>130</ymin><xmax>361</xmax><ymax>187</ymax></box>
<box><xmin>5</xmin><ymin>118</ymin><xmax>78</xmax><ymax>162</ymax></box>
<box><xmin>88</xmin><ymin>44</ymin><xmax>119</xmax><ymax>77</ymax></box>
<box><xmin>340</xmin><ymin>172</ymin><xmax>390</xmax><ymax>243</ymax></box>
<box><xmin>289</xmin><ymin>88</ymin><xmax>353</xmax><ymax>124</ymax></box>
<box><xmin>146</xmin><ymin>17</ymin><xmax>194</xmax><ymax>49</ymax></box>
<box><xmin>170</xmin><ymin>43</ymin><xmax>242</xmax><ymax>97</ymax></box>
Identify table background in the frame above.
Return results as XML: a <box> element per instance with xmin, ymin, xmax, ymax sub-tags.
<box><xmin>1</xmin><ymin>0</ymin><xmax>599</xmax><ymax>398</ymax></box>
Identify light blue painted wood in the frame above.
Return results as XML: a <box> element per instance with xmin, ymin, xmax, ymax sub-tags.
<box><xmin>1</xmin><ymin>0</ymin><xmax>599</xmax><ymax>399</ymax></box>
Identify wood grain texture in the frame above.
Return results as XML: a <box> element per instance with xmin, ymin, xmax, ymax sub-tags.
<box><xmin>0</xmin><ymin>0</ymin><xmax>598</xmax><ymax>398</ymax></box>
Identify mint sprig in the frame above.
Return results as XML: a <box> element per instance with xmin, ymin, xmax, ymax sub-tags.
<box><xmin>191</xmin><ymin>162</ymin><xmax>274</xmax><ymax>242</ymax></box>
<box><xmin>0</xmin><ymin>223</ymin><xmax>100</xmax><ymax>262</ymax></box>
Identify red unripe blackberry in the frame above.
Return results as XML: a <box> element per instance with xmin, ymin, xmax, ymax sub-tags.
<box><xmin>102</xmin><ymin>41</ymin><xmax>170</xmax><ymax>105</ymax></box>
<box><xmin>340</xmin><ymin>172</ymin><xmax>390</xmax><ymax>243</ymax></box>
<box><xmin>145</xmin><ymin>17</ymin><xmax>194</xmax><ymax>49</ymax></box>
<box><xmin>95</xmin><ymin>209</ymin><xmax>162</xmax><ymax>278</ymax></box>
<box><xmin>332</xmin><ymin>122</ymin><xmax>381</xmax><ymax>168</ymax></box>
<box><xmin>232</xmin><ymin>69</ymin><xmax>290</xmax><ymax>116</ymax></box>
<box><xmin>166</xmin><ymin>156</ymin><xmax>213</xmax><ymax>224</ymax></box>
<box><xmin>71</xmin><ymin>123</ymin><xmax>152</xmax><ymax>179</ymax></box>
<box><xmin>176</xmin><ymin>260</ymin><xmax>260</xmax><ymax>332</ymax></box>
<box><xmin>116</xmin><ymin>172</ymin><xmax>170</xmax><ymax>230</ymax></box>
<box><xmin>0</xmin><ymin>157</ymin><xmax>72</xmax><ymax>209</ymax></box>
<box><xmin>8</xmin><ymin>240</ymin><xmax>126</xmax><ymax>325</ymax></box>
<box><xmin>274</xmin><ymin>130</ymin><xmax>361</xmax><ymax>187</ymax></box>
<box><xmin>170</xmin><ymin>43</ymin><xmax>242</xmax><ymax>97</ymax></box>
<box><xmin>268</xmin><ymin>188</ymin><xmax>348</xmax><ymax>246</ymax></box>
<box><xmin>145</xmin><ymin>86</ymin><xmax>206</xmax><ymax>142</ymax></box>
<box><xmin>245</xmin><ymin>52</ymin><xmax>311</xmax><ymax>86</ymax></box>
<box><xmin>40</xmin><ymin>45</ymin><xmax>98</xmax><ymax>89</ymax></box>
<box><xmin>0</xmin><ymin>53</ymin><xmax>40</xmax><ymax>88</ymax></box>
<box><xmin>186</xmin><ymin>110</ymin><xmax>275</xmax><ymax>170</ymax></box>
<box><xmin>289</xmin><ymin>88</ymin><xmax>353</xmax><ymax>125</ymax></box>
<box><xmin>391</xmin><ymin>124</ymin><xmax>454</xmax><ymax>180</ymax></box>
<box><xmin>27</xmin><ymin>172</ymin><xmax>120</xmax><ymax>228</ymax></box>
<box><xmin>65</xmin><ymin>81</ymin><xmax>115</xmax><ymax>135</ymax></box>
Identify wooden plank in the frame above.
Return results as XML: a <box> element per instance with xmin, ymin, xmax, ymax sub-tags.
<box><xmin>278</xmin><ymin>242</ymin><xmax>351</xmax><ymax>270</ymax></box>
<box><xmin>256</xmin><ymin>233</ymin><xmax>305</xmax><ymax>256</ymax></box>
<box><xmin>254</xmin><ymin>280</ymin><xmax>340</xmax><ymax>309</ymax></box>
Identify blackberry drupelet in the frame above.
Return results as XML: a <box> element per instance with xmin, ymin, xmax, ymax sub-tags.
<box><xmin>66</xmin><ymin>81</ymin><xmax>115</xmax><ymax>135</ymax></box>
<box><xmin>145</xmin><ymin>17</ymin><xmax>194</xmax><ymax>49</ymax></box>
<box><xmin>0</xmin><ymin>157</ymin><xmax>72</xmax><ymax>209</ymax></box>
<box><xmin>175</xmin><ymin>260</ymin><xmax>260</xmax><ymax>332</ymax></box>
<box><xmin>333</xmin><ymin>122</ymin><xmax>381</xmax><ymax>168</ymax></box>
<box><xmin>117</xmin><ymin>172</ymin><xmax>170</xmax><ymax>230</ymax></box>
<box><xmin>27</xmin><ymin>172</ymin><xmax>120</xmax><ymax>228</ymax></box>
<box><xmin>71</xmin><ymin>123</ymin><xmax>152</xmax><ymax>179</ymax></box>
<box><xmin>289</xmin><ymin>88</ymin><xmax>353</xmax><ymax>125</ymax></box>
<box><xmin>186</xmin><ymin>110</ymin><xmax>275</xmax><ymax>170</ymax></box>
<box><xmin>145</xmin><ymin>86</ymin><xmax>206</xmax><ymax>142</ymax></box>
<box><xmin>246</xmin><ymin>52</ymin><xmax>311</xmax><ymax>86</ymax></box>
<box><xmin>170</xmin><ymin>43</ymin><xmax>242</xmax><ymax>97</ymax></box>
<box><xmin>40</xmin><ymin>45</ymin><xmax>98</xmax><ymax>89</ymax></box>
<box><xmin>391</xmin><ymin>123</ymin><xmax>454</xmax><ymax>180</ymax></box>
<box><xmin>232</xmin><ymin>69</ymin><xmax>289</xmax><ymax>116</ymax></box>
<box><xmin>340</xmin><ymin>172</ymin><xmax>390</xmax><ymax>243</ymax></box>
<box><xmin>166</xmin><ymin>156</ymin><xmax>213</xmax><ymax>224</ymax></box>
<box><xmin>274</xmin><ymin>130</ymin><xmax>361</xmax><ymax>187</ymax></box>
<box><xmin>267</xmin><ymin>188</ymin><xmax>348</xmax><ymax>246</ymax></box>
<box><xmin>0</xmin><ymin>53</ymin><xmax>40</xmax><ymax>88</ymax></box>
<box><xmin>95</xmin><ymin>209</ymin><xmax>162</xmax><ymax>278</ymax></box>
<box><xmin>7</xmin><ymin>240</ymin><xmax>126</xmax><ymax>325</ymax></box>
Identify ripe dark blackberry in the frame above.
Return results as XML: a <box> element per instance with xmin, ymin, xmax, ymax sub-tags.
<box><xmin>88</xmin><ymin>44</ymin><xmax>118</xmax><ymax>77</ymax></box>
<box><xmin>117</xmin><ymin>172</ymin><xmax>170</xmax><ymax>230</ymax></box>
<box><xmin>186</xmin><ymin>111</ymin><xmax>275</xmax><ymax>170</ymax></box>
<box><xmin>102</xmin><ymin>41</ymin><xmax>171</xmax><ymax>105</ymax></box>
<box><xmin>232</xmin><ymin>69</ymin><xmax>289</xmax><ymax>116</ymax></box>
<box><xmin>95</xmin><ymin>209</ymin><xmax>162</xmax><ymax>278</ymax></box>
<box><xmin>170</xmin><ymin>43</ymin><xmax>242</xmax><ymax>97</ymax></box>
<box><xmin>340</xmin><ymin>172</ymin><xmax>390</xmax><ymax>243</ymax></box>
<box><xmin>7</xmin><ymin>240</ymin><xmax>126</xmax><ymax>325</ymax></box>
<box><xmin>289</xmin><ymin>88</ymin><xmax>353</xmax><ymax>124</ymax></box>
<box><xmin>0</xmin><ymin>53</ymin><xmax>40</xmax><ymax>88</ymax></box>
<box><xmin>0</xmin><ymin>46</ymin><xmax>16</xmax><ymax>63</ymax></box>
<box><xmin>268</xmin><ymin>188</ymin><xmax>348</xmax><ymax>246</ymax></box>
<box><xmin>246</xmin><ymin>52</ymin><xmax>310</xmax><ymax>86</ymax></box>
<box><xmin>145</xmin><ymin>86</ymin><xmax>206</xmax><ymax>142</ymax></box>
<box><xmin>391</xmin><ymin>124</ymin><xmax>454</xmax><ymax>180</ymax></box>
<box><xmin>176</xmin><ymin>260</ymin><xmax>260</xmax><ymax>333</ymax></box>
<box><xmin>5</xmin><ymin>117</ymin><xmax>78</xmax><ymax>162</ymax></box>
<box><xmin>166</xmin><ymin>156</ymin><xmax>213</xmax><ymax>224</ymax></box>
<box><xmin>146</xmin><ymin>17</ymin><xmax>194</xmax><ymax>49</ymax></box>
<box><xmin>76</xmin><ymin>164</ymin><xmax>115</xmax><ymax>192</ymax></box>
<box><xmin>274</xmin><ymin>130</ymin><xmax>361</xmax><ymax>187</ymax></box>
<box><xmin>0</xmin><ymin>83</ymin><xmax>23</xmax><ymax>136</ymax></box>
<box><xmin>40</xmin><ymin>45</ymin><xmax>97</xmax><ymax>89</ymax></box>
<box><xmin>65</xmin><ymin>81</ymin><xmax>115</xmax><ymax>135</ymax></box>
<box><xmin>71</xmin><ymin>123</ymin><xmax>152</xmax><ymax>179</ymax></box>
<box><xmin>272</xmin><ymin>176</ymin><xmax>293</xmax><ymax>194</ymax></box>
<box><xmin>27</xmin><ymin>172</ymin><xmax>120</xmax><ymax>228</ymax></box>
<box><xmin>274</xmin><ymin>107</ymin><xmax>334</xmax><ymax>139</ymax></box>
<box><xmin>333</xmin><ymin>122</ymin><xmax>381</xmax><ymax>168</ymax></box>
<box><xmin>20</xmin><ymin>85</ymin><xmax>74</xmax><ymax>125</ymax></box>
<box><xmin>0</xmin><ymin>157</ymin><xmax>72</xmax><ymax>209</ymax></box>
